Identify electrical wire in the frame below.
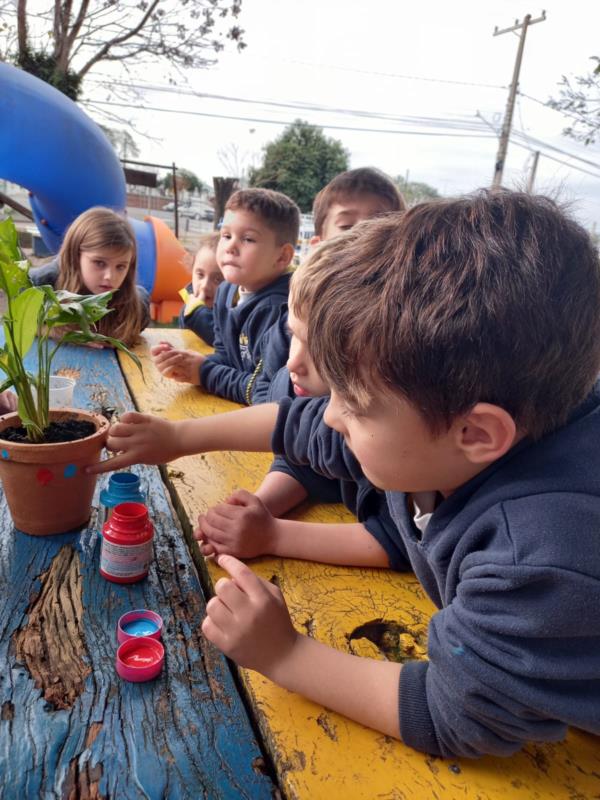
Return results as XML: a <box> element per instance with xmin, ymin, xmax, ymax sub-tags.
<box><xmin>81</xmin><ymin>98</ymin><xmax>496</xmax><ymax>138</ymax></box>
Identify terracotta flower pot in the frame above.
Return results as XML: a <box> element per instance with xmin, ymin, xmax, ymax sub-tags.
<box><xmin>0</xmin><ymin>408</ymin><xmax>109</xmax><ymax>536</ymax></box>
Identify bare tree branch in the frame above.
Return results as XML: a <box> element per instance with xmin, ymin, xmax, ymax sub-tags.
<box><xmin>1</xmin><ymin>0</ymin><xmax>246</xmax><ymax>102</ymax></box>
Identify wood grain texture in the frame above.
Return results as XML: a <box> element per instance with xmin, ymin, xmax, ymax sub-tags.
<box><xmin>119</xmin><ymin>328</ymin><xmax>600</xmax><ymax>800</ymax></box>
<box><xmin>0</xmin><ymin>342</ymin><xmax>275</xmax><ymax>800</ymax></box>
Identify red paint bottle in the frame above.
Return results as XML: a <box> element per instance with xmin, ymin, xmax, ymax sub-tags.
<box><xmin>100</xmin><ymin>502</ymin><xmax>154</xmax><ymax>584</ymax></box>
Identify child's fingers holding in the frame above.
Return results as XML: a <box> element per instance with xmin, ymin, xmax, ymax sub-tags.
<box><xmin>205</xmin><ymin>594</ymin><xmax>234</xmax><ymax>629</ymax></box>
<box><xmin>201</xmin><ymin>615</ymin><xmax>229</xmax><ymax>652</ymax></box>
<box><xmin>226</xmin><ymin>489</ymin><xmax>256</xmax><ymax>507</ymax></box>
<box><xmin>199</xmin><ymin>541</ymin><xmax>217</xmax><ymax>557</ymax></box>
<box><xmin>214</xmin><ymin>576</ymin><xmax>248</xmax><ymax>613</ymax></box>
<box><xmin>215</xmin><ymin>554</ymin><xmax>264</xmax><ymax>596</ymax></box>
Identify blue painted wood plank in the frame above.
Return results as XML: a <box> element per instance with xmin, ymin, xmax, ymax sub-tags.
<box><xmin>0</xmin><ymin>343</ymin><xmax>274</xmax><ymax>799</ymax></box>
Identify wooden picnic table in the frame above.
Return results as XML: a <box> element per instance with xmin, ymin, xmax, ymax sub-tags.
<box><xmin>119</xmin><ymin>328</ymin><xmax>600</xmax><ymax>800</ymax></box>
<box><xmin>0</xmin><ymin>342</ymin><xmax>275</xmax><ymax>799</ymax></box>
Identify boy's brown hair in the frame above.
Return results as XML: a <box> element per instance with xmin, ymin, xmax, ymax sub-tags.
<box><xmin>289</xmin><ymin>234</ymin><xmax>353</xmax><ymax>318</ymax></box>
<box><xmin>307</xmin><ymin>190</ymin><xmax>600</xmax><ymax>440</ymax></box>
<box><xmin>312</xmin><ymin>167</ymin><xmax>406</xmax><ymax>237</ymax></box>
<box><xmin>225</xmin><ymin>188</ymin><xmax>300</xmax><ymax>246</ymax></box>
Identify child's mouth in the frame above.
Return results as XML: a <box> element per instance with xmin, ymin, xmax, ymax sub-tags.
<box><xmin>293</xmin><ymin>383</ymin><xmax>310</xmax><ymax>397</ymax></box>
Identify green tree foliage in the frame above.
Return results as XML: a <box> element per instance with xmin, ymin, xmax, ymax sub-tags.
<box><xmin>2</xmin><ymin>0</ymin><xmax>245</xmax><ymax>101</ymax></box>
<box><xmin>548</xmin><ymin>57</ymin><xmax>600</xmax><ymax>146</ymax></box>
<box><xmin>249</xmin><ymin>120</ymin><xmax>349</xmax><ymax>212</ymax></box>
<box><xmin>395</xmin><ymin>177</ymin><xmax>440</xmax><ymax>206</ymax></box>
<box><xmin>160</xmin><ymin>169</ymin><xmax>206</xmax><ymax>195</ymax></box>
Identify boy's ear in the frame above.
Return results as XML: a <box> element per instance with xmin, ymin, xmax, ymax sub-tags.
<box><xmin>276</xmin><ymin>242</ymin><xmax>296</xmax><ymax>270</ymax></box>
<box><xmin>455</xmin><ymin>403</ymin><xmax>519</xmax><ymax>465</ymax></box>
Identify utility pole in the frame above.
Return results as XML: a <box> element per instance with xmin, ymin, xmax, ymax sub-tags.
<box><xmin>492</xmin><ymin>11</ymin><xmax>546</xmax><ymax>188</ymax></box>
<box><xmin>527</xmin><ymin>150</ymin><xmax>540</xmax><ymax>192</ymax></box>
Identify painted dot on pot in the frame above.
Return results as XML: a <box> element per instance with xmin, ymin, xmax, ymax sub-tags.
<box><xmin>63</xmin><ymin>464</ymin><xmax>77</xmax><ymax>479</ymax></box>
<box><xmin>1</xmin><ymin>449</ymin><xmax>9</xmax><ymax>460</ymax></box>
<box><xmin>36</xmin><ymin>468</ymin><xmax>54</xmax><ymax>486</ymax></box>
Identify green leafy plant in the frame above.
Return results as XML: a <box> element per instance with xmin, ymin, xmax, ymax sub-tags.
<box><xmin>0</xmin><ymin>216</ymin><xmax>141</xmax><ymax>442</ymax></box>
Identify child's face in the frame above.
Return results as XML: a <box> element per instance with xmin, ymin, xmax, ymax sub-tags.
<box><xmin>79</xmin><ymin>247</ymin><xmax>132</xmax><ymax>295</ymax></box>
<box><xmin>217</xmin><ymin>209</ymin><xmax>292</xmax><ymax>292</ymax></box>
<box><xmin>316</xmin><ymin>194</ymin><xmax>393</xmax><ymax>242</ymax></box>
<box><xmin>324</xmin><ymin>387</ymin><xmax>468</xmax><ymax>495</ymax></box>
<box><xmin>192</xmin><ymin>247</ymin><xmax>223</xmax><ymax>308</ymax></box>
<box><xmin>286</xmin><ymin>307</ymin><xmax>329</xmax><ymax>398</ymax></box>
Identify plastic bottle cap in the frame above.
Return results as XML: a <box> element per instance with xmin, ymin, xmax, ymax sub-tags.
<box><xmin>117</xmin><ymin>609</ymin><xmax>163</xmax><ymax>643</ymax></box>
<box><xmin>116</xmin><ymin>638</ymin><xmax>164</xmax><ymax>682</ymax></box>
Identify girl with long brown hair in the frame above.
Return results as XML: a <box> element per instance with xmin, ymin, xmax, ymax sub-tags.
<box><xmin>31</xmin><ymin>207</ymin><xmax>149</xmax><ymax>347</ymax></box>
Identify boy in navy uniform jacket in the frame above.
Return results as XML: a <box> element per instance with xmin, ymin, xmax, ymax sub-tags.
<box><xmin>196</xmin><ymin>236</ymin><xmax>401</xmax><ymax>564</ymax></box>
<box><xmin>92</xmin><ymin>191</ymin><xmax>600</xmax><ymax>758</ymax></box>
<box><xmin>152</xmin><ymin>188</ymin><xmax>299</xmax><ymax>404</ymax></box>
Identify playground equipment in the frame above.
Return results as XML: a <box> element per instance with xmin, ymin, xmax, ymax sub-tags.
<box><xmin>0</xmin><ymin>62</ymin><xmax>188</xmax><ymax>321</ymax></box>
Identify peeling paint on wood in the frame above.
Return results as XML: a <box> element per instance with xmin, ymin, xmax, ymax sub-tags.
<box><xmin>120</xmin><ymin>329</ymin><xmax>600</xmax><ymax>800</ymax></box>
<box><xmin>0</xmin><ymin>341</ymin><xmax>275</xmax><ymax>800</ymax></box>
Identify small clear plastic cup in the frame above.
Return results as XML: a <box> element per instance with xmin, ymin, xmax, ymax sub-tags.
<box><xmin>33</xmin><ymin>375</ymin><xmax>76</xmax><ymax>408</ymax></box>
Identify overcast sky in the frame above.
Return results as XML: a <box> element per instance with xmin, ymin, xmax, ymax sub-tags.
<box><xmin>85</xmin><ymin>0</ymin><xmax>600</xmax><ymax>230</ymax></box>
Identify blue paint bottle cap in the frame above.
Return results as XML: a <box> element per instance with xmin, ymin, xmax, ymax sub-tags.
<box><xmin>100</xmin><ymin>471</ymin><xmax>145</xmax><ymax>509</ymax></box>
<box><xmin>116</xmin><ymin>638</ymin><xmax>164</xmax><ymax>683</ymax></box>
<box><xmin>117</xmin><ymin>609</ymin><xmax>163</xmax><ymax>644</ymax></box>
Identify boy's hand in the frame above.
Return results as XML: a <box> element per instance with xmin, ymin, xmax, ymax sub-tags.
<box><xmin>151</xmin><ymin>342</ymin><xmax>205</xmax><ymax>385</ymax></box>
<box><xmin>195</xmin><ymin>489</ymin><xmax>278</xmax><ymax>558</ymax></box>
<box><xmin>87</xmin><ymin>411</ymin><xmax>182</xmax><ymax>473</ymax></box>
<box><xmin>202</xmin><ymin>554</ymin><xmax>299</xmax><ymax>675</ymax></box>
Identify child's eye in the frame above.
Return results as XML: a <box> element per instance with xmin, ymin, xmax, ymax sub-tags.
<box><xmin>93</xmin><ymin>260</ymin><xmax>105</xmax><ymax>268</ymax></box>
<box><xmin>212</xmin><ymin>275</ymin><xmax>224</xmax><ymax>285</ymax></box>
<box><xmin>116</xmin><ymin>264</ymin><xmax>128</xmax><ymax>272</ymax></box>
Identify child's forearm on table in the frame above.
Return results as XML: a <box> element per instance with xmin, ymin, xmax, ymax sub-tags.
<box><xmin>270</xmin><ymin>519</ymin><xmax>390</xmax><ymax>567</ymax></box>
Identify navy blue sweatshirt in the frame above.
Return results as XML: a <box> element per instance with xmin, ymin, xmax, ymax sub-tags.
<box><xmin>266</xmin><ymin>367</ymin><xmax>403</xmax><ymax>559</ymax></box>
<box><xmin>251</xmin><ymin>308</ymin><xmax>291</xmax><ymax>404</ymax></box>
<box><xmin>178</xmin><ymin>282</ymin><xmax>216</xmax><ymax>345</ymax></box>
<box><xmin>272</xmin><ymin>387</ymin><xmax>600</xmax><ymax>758</ymax></box>
<box><xmin>29</xmin><ymin>260</ymin><xmax>150</xmax><ymax>329</ymax></box>
<box><xmin>200</xmin><ymin>273</ymin><xmax>290</xmax><ymax>405</ymax></box>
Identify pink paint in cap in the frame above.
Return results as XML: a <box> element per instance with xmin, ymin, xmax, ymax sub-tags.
<box><xmin>116</xmin><ymin>638</ymin><xmax>164</xmax><ymax>682</ymax></box>
<box><xmin>117</xmin><ymin>609</ymin><xmax>163</xmax><ymax>644</ymax></box>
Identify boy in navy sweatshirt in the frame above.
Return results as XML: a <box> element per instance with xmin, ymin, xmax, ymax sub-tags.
<box><xmin>152</xmin><ymin>188</ymin><xmax>299</xmax><ymax>404</ymax></box>
<box><xmin>91</xmin><ymin>191</ymin><xmax>600</xmax><ymax>758</ymax></box>
<box><xmin>195</xmin><ymin>236</ymin><xmax>400</xmax><ymax>565</ymax></box>
<box><xmin>178</xmin><ymin>232</ymin><xmax>223</xmax><ymax>346</ymax></box>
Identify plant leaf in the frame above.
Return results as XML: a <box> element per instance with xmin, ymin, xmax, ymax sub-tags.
<box><xmin>8</xmin><ymin>287</ymin><xmax>44</xmax><ymax>357</ymax></box>
<box><xmin>0</xmin><ymin>251</ymin><xmax>32</xmax><ymax>300</ymax></box>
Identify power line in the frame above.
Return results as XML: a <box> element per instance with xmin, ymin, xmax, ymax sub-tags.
<box><xmin>85</xmin><ymin>77</ymin><xmax>488</xmax><ymax>131</ymax></box>
<box><xmin>82</xmin><ymin>98</ymin><xmax>496</xmax><ymax>139</ymax></box>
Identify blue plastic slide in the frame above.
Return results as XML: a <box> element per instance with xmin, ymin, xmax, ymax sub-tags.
<box><xmin>0</xmin><ymin>62</ymin><xmax>187</xmax><ymax>299</ymax></box>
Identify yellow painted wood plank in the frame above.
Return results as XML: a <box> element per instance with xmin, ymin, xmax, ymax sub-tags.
<box><xmin>120</xmin><ymin>329</ymin><xmax>600</xmax><ymax>800</ymax></box>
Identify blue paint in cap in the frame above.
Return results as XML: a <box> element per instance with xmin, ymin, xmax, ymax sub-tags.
<box><xmin>117</xmin><ymin>608</ymin><xmax>163</xmax><ymax>644</ymax></box>
<box><xmin>122</xmin><ymin>618</ymin><xmax>159</xmax><ymax>637</ymax></box>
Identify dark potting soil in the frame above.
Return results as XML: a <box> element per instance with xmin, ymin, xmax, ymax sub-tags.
<box><xmin>0</xmin><ymin>419</ymin><xmax>96</xmax><ymax>444</ymax></box>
